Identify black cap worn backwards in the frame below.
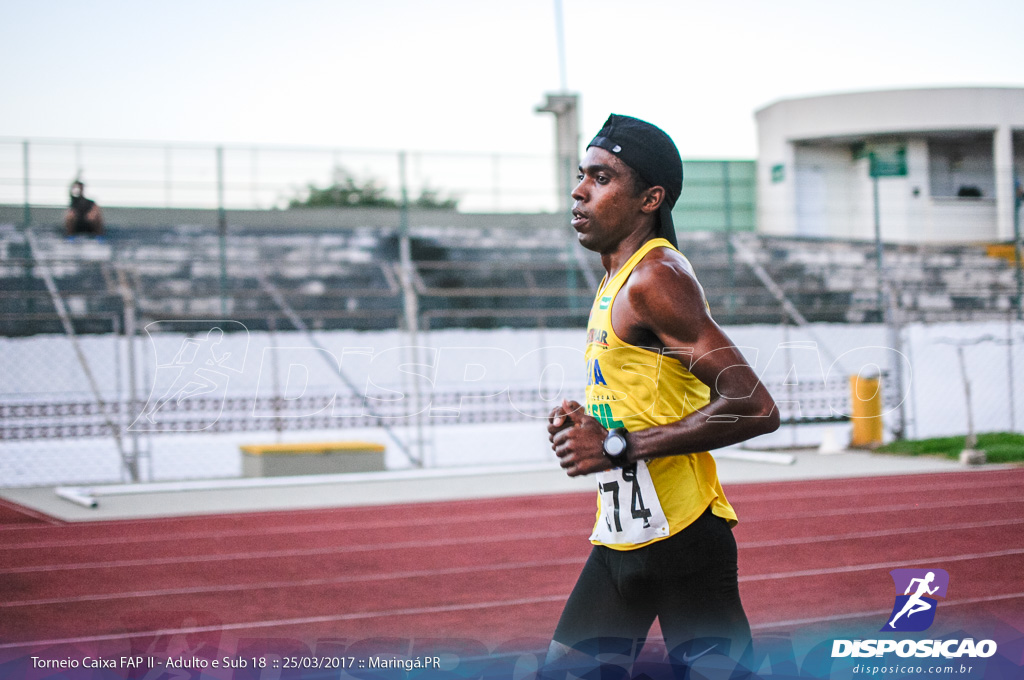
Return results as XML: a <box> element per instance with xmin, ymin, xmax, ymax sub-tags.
<box><xmin>587</xmin><ymin>114</ymin><xmax>683</xmax><ymax>248</ymax></box>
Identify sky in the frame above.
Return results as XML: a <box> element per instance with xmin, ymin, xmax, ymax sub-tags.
<box><xmin>1</xmin><ymin>0</ymin><xmax>1023</xmax><ymax>160</ymax></box>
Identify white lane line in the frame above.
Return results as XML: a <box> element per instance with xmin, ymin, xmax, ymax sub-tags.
<box><xmin>740</xmin><ymin>548</ymin><xmax>1024</xmax><ymax>582</ymax></box>
<box><xmin>0</xmin><ymin>485</ymin><xmax>1007</xmax><ymax>557</ymax></box>
<box><xmin>0</xmin><ymin>507</ymin><xmax>581</xmax><ymax>551</ymax></box>
<box><xmin>0</xmin><ymin>498</ymin><xmax>61</xmax><ymax>526</ymax></box>
<box><xmin>739</xmin><ymin>517</ymin><xmax>1024</xmax><ymax>548</ymax></box>
<box><xmin>6</xmin><ymin>501</ymin><xmax>1024</xmax><ymax>575</ymax></box>
<box><xmin>8</xmin><ymin>518</ymin><xmax>1024</xmax><ymax>606</ymax></box>
<box><xmin>3</xmin><ymin>586</ymin><xmax>1022</xmax><ymax>652</ymax></box>
<box><xmin>0</xmin><ymin>557</ymin><xmax>585</xmax><ymax>608</ymax></box>
<box><xmin>752</xmin><ymin>592</ymin><xmax>1024</xmax><ymax>630</ymax></box>
<box><xmin>4</xmin><ymin>544</ymin><xmax>1021</xmax><ymax>623</ymax></box>
<box><xmin>746</xmin><ymin>496</ymin><xmax>1024</xmax><ymax>522</ymax></box>
<box><xmin>4</xmin><ymin>490</ymin><xmax>1023</xmax><ymax>554</ymax></box>
<box><xmin>0</xmin><ymin>594</ymin><xmax>569</xmax><ymax>651</ymax></box>
<box><xmin>6</xmin><ymin>518</ymin><xmax>1023</xmax><ymax>606</ymax></box>
<box><xmin>730</xmin><ymin>476</ymin><xmax>1024</xmax><ymax>504</ymax></box>
<box><xmin>0</xmin><ymin>482</ymin><xmax>588</xmax><ymax>533</ymax></box>
<box><xmin>1</xmin><ymin>471</ymin><xmax>1020</xmax><ymax>538</ymax></box>
<box><xmin>0</xmin><ymin>497</ymin><xmax>584</xmax><ymax>534</ymax></box>
<box><xmin>0</xmin><ymin>529</ymin><xmax>584</xmax><ymax>575</ymax></box>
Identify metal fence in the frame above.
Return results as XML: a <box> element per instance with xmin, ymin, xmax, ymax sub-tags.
<box><xmin>1</xmin><ymin>317</ymin><xmax>882</xmax><ymax>489</ymax></box>
<box><xmin>0</xmin><ymin>138</ymin><xmax>562</xmax><ymax>214</ymax></box>
<box><xmin>2</xmin><ymin>143</ymin><xmax>1023</xmax><ymax>488</ymax></box>
<box><xmin>7</xmin><ymin>307</ymin><xmax>1021</xmax><ymax>488</ymax></box>
<box><xmin>0</xmin><ymin>138</ymin><xmax>757</xmax><ymax>235</ymax></box>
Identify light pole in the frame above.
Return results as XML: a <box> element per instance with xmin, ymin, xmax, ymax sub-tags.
<box><xmin>1014</xmin><ymin>177</ymin><xmax>1022</xmax><ymax>320</ymax></box>
<box><xmin>869</xmin><ymin>145</ymin><xmax>908</xmax><ymax>440</ymax></box>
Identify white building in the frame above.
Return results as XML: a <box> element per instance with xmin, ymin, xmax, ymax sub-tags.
<box><xmin>756</xmin><ymin>87</ymin><xmax>1024</xmax><ymax>243</ymax></box>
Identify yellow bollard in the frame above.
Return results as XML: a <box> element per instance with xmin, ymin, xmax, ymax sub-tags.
<box><xmin>849</xmin><ymin>374</ymin><xmax>883</xmax><ymax>448</ymax></box>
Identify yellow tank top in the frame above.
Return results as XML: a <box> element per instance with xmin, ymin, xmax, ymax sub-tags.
<box><xmin>585</xmin><ymin>238</ymin><xmax>738</xmax><ymax>550</ymax></box>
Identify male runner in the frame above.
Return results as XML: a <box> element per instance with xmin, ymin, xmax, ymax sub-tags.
<box><xmin>546</xmin><ymin>114</ymin><xmax>780</xmax><ymax>673</ymax></box>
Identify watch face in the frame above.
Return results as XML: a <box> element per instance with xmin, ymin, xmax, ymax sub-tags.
<box><xmin>605</xmin><ymin>435</ymin><xmax>626</xmax><ymax>456</ymax></box>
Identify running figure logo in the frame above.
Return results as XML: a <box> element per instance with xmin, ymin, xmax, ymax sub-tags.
<box><xmin>882</xmin><ymin>568</ymin><xmax>949</xmax><ymax>632</ymax></box>
<box><xmin>130</xmin><ymin>321</ymin><xmax>249</xmax><ymax>432</ymax></box>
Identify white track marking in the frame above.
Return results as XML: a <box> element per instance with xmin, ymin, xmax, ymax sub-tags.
<box><xmin>1</xmin><ymin>471</ymin><xmax>1020</xmax><ymax>538</ymax></box>
<box><xmin>726</xmin><ymin>475</ymin><xmax>1024</xmax><ymax>503</ymax></box>
<box><xmin>752</xmin><ymin>592</ymin><xmax>1024</xmax><ymax>630</ymax></box>
<box><xmin>0</xmin><ymin>498</ymin><xmax>60</xmax><ymax>525</ymax></box>
<box><xmin>0</xmin><ymin>529</ymin><xmax>584</xmax><ymax>575</ymax></box>
<box><xmin>0</xmin><ymin>594</ymin><xmax>569</xmax><ymax>650</ymax></box>
<box><xmin>739</xmin><ymin>517</ymin><xmax>1024</xmax><ymax>548</ymax></box>
<box><xmin>3</xmin><ymin>589</ymin><xmax>1022</xmax><ymax>652</ymax></box>
<box><xmin>5</xmin><ymin>518</ymin><xmax>1023</xmax><ymax>606</ymax></box>
<box><xmin>0</xmin><ymin>507</ymin><xmax>583</xmax><ymax>550</ymax></box>
<box><xmin>3</xmin><ymin>490</ymin><xmax>1022</xmax><ymax>553</ymax></box>
<box><xmin>747</xmin><ymin>495</ymin><xmax>1024</xmax><ymax>522</ymax></box>
<box><xmin>6</xmin><ymin>500</ymin><xmax>1024</xmax><ymax>575</ymax></box>
<box><xmin>740</xmin><ymin>548</ymin><xmax>1024</xmax><ymax>582</ymax></box>
<box><xmin>0</xmin><ymin>558</ymin><xmax>584</xmax><ymax>608</ymax></box>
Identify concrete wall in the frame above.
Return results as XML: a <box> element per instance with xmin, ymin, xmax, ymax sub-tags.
<box><xmin>756</xmin><ymin>87</ymin><xmax>1024</xmax><ymax>243</ymax></box>
<box><xmin>3</xmin><ymin>321</ymin><xmax>1021</xmax><ymax>485</ymax></box>
<box><xmin>757</xmin><ymin>87</ymin><xmax>1024</xmax><ymax>142</ymax></box>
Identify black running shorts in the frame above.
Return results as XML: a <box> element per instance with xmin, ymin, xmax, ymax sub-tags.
<box><xmin>552</xmin><ymin>505</ymin><xmax>751</xmax><ymax>657</ymax></box>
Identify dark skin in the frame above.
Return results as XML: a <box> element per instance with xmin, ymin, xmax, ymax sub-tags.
<box><xmin>550</xmin><ymin>147</ymin><xmax>780</xmax><ymax>476</ymax></box>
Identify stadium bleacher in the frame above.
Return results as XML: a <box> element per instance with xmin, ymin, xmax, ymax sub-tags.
<box><xmin>1</xmin><ymin>217</ymin><xmax>1019</xmax><ymax>337</ymax></box>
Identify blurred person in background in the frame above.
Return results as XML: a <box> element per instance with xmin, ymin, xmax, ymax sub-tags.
<box><xmin>64</xmin><ymin>179</ymin><xmax>104</xmax><ymax>238</ymax></box>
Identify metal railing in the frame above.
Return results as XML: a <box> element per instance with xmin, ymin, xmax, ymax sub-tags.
<box><xmin>1</xmin><ymin>138</ymin><xmax>758</xmax><ymax>235</ymax></box>
<box><xmin>0</xmin><ymin>138</ymin><xmax>562</xmax><ymax>214</ymax></box>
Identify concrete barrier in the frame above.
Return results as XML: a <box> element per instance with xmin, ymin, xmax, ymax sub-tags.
<box><xmin>240</xmin><ymin>441</ymin><xmax>385</xmax><ymax>477</ymax></box>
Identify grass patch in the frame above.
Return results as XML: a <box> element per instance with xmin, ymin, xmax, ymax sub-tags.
<box><xmin>876</xmin><ymin>432</ymin><xmax>1024</xmax><ymax>464</ymax></box>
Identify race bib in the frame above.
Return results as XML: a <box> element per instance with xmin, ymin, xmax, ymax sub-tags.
<box><xmin>589</xmin><ymin>460</ymin><xmax>670</xmax><ymax>545</ymax></box>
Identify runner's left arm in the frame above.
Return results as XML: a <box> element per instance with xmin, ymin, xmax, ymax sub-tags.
<box><xmin>622</xmin><ymin>256</ymin><xmax>780</xmax><ymax>463</ymax></box>
<box><xmin>551</xmin><ymin>252</ymin><xmax>779</xmax><ymax>476</ymax></box>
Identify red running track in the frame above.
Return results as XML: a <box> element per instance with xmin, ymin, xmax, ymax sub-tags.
<box><xmin>1</xmin><ymin>468</ymin><xmax>1022</xmax><ymax>658</ymax></box>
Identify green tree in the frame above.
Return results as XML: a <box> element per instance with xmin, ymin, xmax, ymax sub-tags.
<box><xmin>289</xmin><ymin>167</ymin><xmax>396</xmax><ymax>208</ymax></box>
<box><xmin>289</xmin><ymin>167</ymin><xmax>458</xmax><ymax>210</ymax></box>
<box><xmin>414</xmin><ymin>186</ymin><xmax>459</xmax><ymax>210</ymax></box>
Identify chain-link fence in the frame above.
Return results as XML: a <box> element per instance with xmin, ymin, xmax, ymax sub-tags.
<box><xmin>5</xmin><ymin>306</ymin><xmax>1021</xmax><ymax>488</ymax></box>
<box><xmin>0</xmin><ymin>319</ymin><xmax>592</xmax><ymax>487</ymax></box>
<box><xmin>901</xmin><ymin>318</ymin><xmax>1024</xmax><ymax>442</ymax></box>
<box><xmin>3</xmin><ymin>327</ymin><xmax>1021</xmax><ymax>486</ymax></box>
